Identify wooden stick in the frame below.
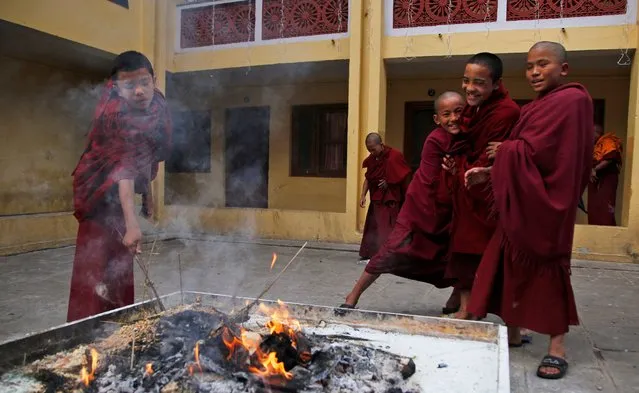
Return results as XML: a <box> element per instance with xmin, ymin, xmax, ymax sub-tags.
<box><xmin>212</xmin><ymin>241</ymin><xmax>308</xmax><ymax>334</ymax></box>
<box><xmin>115</xmin><ymin>228</ymin><xmax>166</xmax><ymax>312</ymax></box>
<box><xmin>178</xmin><ymin>253</ymin><xmax>184</xmax><ymax>305</ymax></box>
<box><xmin>130</xmin><ymin>329</ymin><xmax>136</xmax><ymax>370</ymax></box>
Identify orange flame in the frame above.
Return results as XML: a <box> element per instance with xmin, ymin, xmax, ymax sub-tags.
<box><xmin>221</xmin><ymin>300</ymin><xmax>302</xmax><ymax>380</ymax></box>
<box><xmin>270</xmin><ymin>253</ymin><xmax>278</xmax><ymax>270</ymax></box>
<box><xmin>194</xmin><ymin>342</ymin><xmax>203</xmax><ymax>373</ymax></box>
<box><xmin>259</xmin><ymin>300</ymin><xmax>301</xmax><ymax>348</ymax></box>
<box><xmin>79</xmin><ymin>348</ymin><xmax>99</xmax><ymax>386</ymax></box>
<box><xmin>145</xmin><ymin>363</ymin><xmax>154</xmax><ymax>375</ymax></box>
<box><xmin>249</xmin><ymin>352</ymin><xmax>293</xmax><ymax>380</ymax></box>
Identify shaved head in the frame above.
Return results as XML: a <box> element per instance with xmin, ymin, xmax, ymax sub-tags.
<box><xmin>435</xmin><ymin>91</ymin><xmax>464</xmax><ymax>112</ymax></box>
<box><xmin>530</xmin><ymin>41</ymin><xmax>567</xmax><ymax>63</ymax></box>
<box><xmin>365</xmin><ymin>132</ymin><xmax>382</xmax><ymax>145</ymax></box>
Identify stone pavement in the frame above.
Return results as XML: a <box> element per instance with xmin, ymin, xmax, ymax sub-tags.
<box><xmin>0</xmin><ymin>236</ymin><xmax>637</xmax><ymax>393</ymax></box>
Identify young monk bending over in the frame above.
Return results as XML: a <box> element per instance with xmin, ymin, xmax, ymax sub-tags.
<box><xmin>67</xmin><ymin>51</ymin><xmax>172</xmax><ymax>322</ymax></box>
<box><xmin>442</xmin><ymin>53</ymin><xmax>520</xmax><ymax>319</ymax></box>
<box><xmin>358</xmin><ymin>133</ymin><xmax>412</xmax><ymax>261</ymax></box>
<box><xmin>588</xmin><ymin>124</ymin><xmax>623</xmax><ymax>226</ymax></box>
<box><xmin>341</xmin><ymin>92</ymin><xmax>466</xmax><ymax>311</ymax></box>
<box><xmin>466</xmin><ymin>41</ymin><xmax>593</xmax><ymax>379</ymax></box>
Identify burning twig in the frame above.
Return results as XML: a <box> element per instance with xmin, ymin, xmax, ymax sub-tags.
<box><xmin>211</xmin><ymin>242</ymin><xmax>308</xmax><ymax>337</ymax></box>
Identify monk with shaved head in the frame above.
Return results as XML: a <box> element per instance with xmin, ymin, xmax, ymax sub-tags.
<box><xmin>466</xmin><ymin>41</ymin><xmax>593</xmax><ymax>379</ymax></box>
<box><xmin>342</xmin><ymin>91</ymin><xmax>467</xmax><ymax>312</ymax></box>
<box><xmin>358</xmin><ymin>132</ymin><xmax>412</xmax><ymax>261</ymax></box>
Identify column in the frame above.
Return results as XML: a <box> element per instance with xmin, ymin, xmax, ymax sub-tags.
<box><xmin>345</xmin><ymin>0</ymin><xmax>387</xmax><ymax>234</ymax></box>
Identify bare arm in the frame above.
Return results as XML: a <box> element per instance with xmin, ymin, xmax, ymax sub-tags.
<box><xmin>119</xmin><ymin>179</ymin><xmax>142</xmax><ymax>253</ymax></box>
<box><xmin>360</xmin><ymin>179</ymin><xmax>369</xmax><ymax>207</ymax></box>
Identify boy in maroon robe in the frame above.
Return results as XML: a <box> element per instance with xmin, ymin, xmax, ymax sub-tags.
<box><xmin>588</xmin><ymin>124</ymin><xmax>622</xmax><ymax>226</ymax></box>
<box><xmin>341</xmin><ymin>92</ymin><xmax>466</xmax><ymax>310</ymax></box>
<box><xmin>466</xmin><ymin>41</ymin><xmax>593</xmax><ymax>379</ymax></box>
<box><xmin>67</xmin><ymin>51</ymin><xmax>172</xmax><ymax>322</ymax></box>
<box><xmin>442</xmin><ymin>53</ymin><xmax>520</xmax><ymax>319</ymax></box>
<box><xmin>358</xmin><ymin>133</ymin><xmax>412</xmax><ymax>260</ymax></box>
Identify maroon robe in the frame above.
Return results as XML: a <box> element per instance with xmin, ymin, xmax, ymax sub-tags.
<box><xmin>67</xmin><ymin>80</ymin><xmax>172</xmax><ymax>322</ymax></box>
<box><xmin>359</xmin><ymin>146</ymin><xmax>411</xmax><ymax>259</ymax></box>
<box><xmin>468</xmin><ymin>83</ymin><xmax>594</xmax><ymax>335</ymax></box>
<box><xmin>445</xmin><ymin>85</ymin><xmax>521</xmax><ymax>289</ymax></box>
<box><xmin>588</xmin><ymin>136</ymin><xmax>622</xmax><ymax>226</ymax></box>
<box><xmin>364</xmin><ymin>128</ymin><xmax>461</xmax><ymax>287</ymax></box>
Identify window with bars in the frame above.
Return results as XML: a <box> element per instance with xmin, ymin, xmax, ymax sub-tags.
<box><xmin>291</xmin><ymin>104</ymin><xmax>348</xmax><ymax>178</ymax></box>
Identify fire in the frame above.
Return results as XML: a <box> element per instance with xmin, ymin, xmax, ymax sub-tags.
<box><xmin>79</xmin><ymin>348</ymin><xmax>99</xmax><ymax>386</ymax></box>
<box><xmin>194</xmin><ymin>341</ymin><xmax>203</xmax><ymax>373</ymax></box>
<box><xmin>145</xmin><ymin>362</ymin><xmax>154</xmax><ymax>375</ymax></box>
<box><xmin>221</xmin><ymin>300</ymin><xmax>303</xmax><ymax>381</ymax></box>
<box><xmin>249</xmin><ymin>352</ymin><xmax>293</xmax><ymax>380</ymax></box>
<box><xmin>259</xmin><ymin>300</ymin><xmax>301</xmax><ymax>348</ymax></box>
<box><xmin>270</xmin><ymin>253</ymin><xmax>278</xmax><ymax>270</ymax></box>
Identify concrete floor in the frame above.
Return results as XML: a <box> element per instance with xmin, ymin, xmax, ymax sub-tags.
<box><xmin>0</xmin><ymin>236</ymin><xmax>638</xmax><ymax>393</ymax></box>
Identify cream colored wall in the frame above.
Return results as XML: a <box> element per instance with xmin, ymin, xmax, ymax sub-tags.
<box><xmin>0</xmin><ymin>0</ymin><xmax>145</xmax><ymax>55</ymax></box>
<box><xmin>166</xmin><ymin>82</ymin><xmax>349</xmax><ymax>213</ymax></box>
<box><xmin>386</xmin><ymin>75</ymin><xmax>630</xmax><ymax>226</ymax></box>
<box><xmin>0</xmin><ymin>56</ymin><xmax>100</xmax><ymax>216</ymax></box>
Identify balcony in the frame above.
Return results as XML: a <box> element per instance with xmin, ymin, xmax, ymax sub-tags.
<box><xmin>388</xmin><ymin>0</ymin><xmax>634</xmax><ymax>35</ymax></box>
<box><xmin>177</xmin><ymin>0</ymin><xmax>350</xmax><ymax>51</ymax></box>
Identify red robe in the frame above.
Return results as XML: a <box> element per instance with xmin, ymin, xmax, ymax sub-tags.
<box><xmin>67</xmin><ymin>81</ymin><xmax>172</xmax><ymax>322</ymax></box>
<box><xmin>364</xmin><ymin>128</ymin><xmax>462</xmax><ymax>287</ymax></box>
<box><xmin>588</xmin><ymin>133</ymin><xmax>622</xmax><ymax>226</ymax></box>
<box><xmin>445</xmin><ymin>85</ymin><xmax>521</xmax><ymax>289</ymax></box>
<box><xmin>468</xmin><ymin>83</ymin><xmax>594</xmax><ymax>335</ymax></box>
<box><xmin>359</xmin><ymin>146</ymin><xmax>411</xmax><ymax>259</ymax></box>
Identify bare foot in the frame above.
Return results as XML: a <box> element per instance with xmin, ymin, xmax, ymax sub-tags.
<box><xmin>508</xmin><ymin>326</ymin><xmax>522</xmax><ymax>346</ymax></box>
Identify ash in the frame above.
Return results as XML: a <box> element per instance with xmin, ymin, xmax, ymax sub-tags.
<box><xmin>10</xmin><ymin>310</ymin><xmax>420</xmax><ymax>393</ymax></box>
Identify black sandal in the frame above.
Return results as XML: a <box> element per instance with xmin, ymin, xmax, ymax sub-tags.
<box><xmin>334</xmin><ymin>303</ymin><xmax>356</xmax><ymax>316</ymax></box>
<box><xmin>442</xmin><ymin>305</ymin><xmax>460</xmax><ymax>314</ymax></box>
<box><xmin>536</xmin><ymin>355</ymin><xmax>569</xmax><ymax>379</ymax></box>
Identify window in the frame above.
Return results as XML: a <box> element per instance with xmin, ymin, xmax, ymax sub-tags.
<box><xmin>291</xmin><ymin>104</ymin><xmax>348</xmax><ymax>178</ymax></box>
<box><xmin>166</xmin><ymin>110</ymin><xmax>212</xmax><ymax>173</ymax></box>
<box><xmin>108</xmin><ymin>0</ymin><xmax>129</xmax><ymax>9</ymax></box>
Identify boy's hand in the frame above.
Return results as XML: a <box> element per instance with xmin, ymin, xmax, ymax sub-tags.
<box><xmin>486</xmin><ymin>142</ymin><xmax>502</xmax><ymax>160</ymax></box>
<box><xmin>359</xmin><ymin>196</ymin><xmax>367</xmax><ymax>208</ymax></box>
<box><xmin>122</xmin><ymin>225</ymin><xmax>142</xmax><ymax>254</ymax></box>
<box><xmin>465</xmin><ymin>167</ymin><xmax>491</xmax><ymax>188</ymax></box>
<box><xmin>442</xmin><ymin>155</ymin><xmax>456</xmax><ymax>175</ymax></box>
<box><xmin>378</xmin><ymin>179</ymin><xmax>388</xmax><ymax>190</ymax></box>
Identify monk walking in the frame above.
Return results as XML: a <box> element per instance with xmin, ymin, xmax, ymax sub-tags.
<box><xmin>358</xmin><ymin>133</ymin><xmax>412</xmax><ymax>261</ymax></box>
<box><xmin>588</xmin><ymin>124</ymin><xmax>622</xmax><ymax>226</ymax></box>
<box><xmin>342</xmin><ymin>92</ymin><xmax>466</xmax><ymax>310</ymax></box>
<box><xmin>466</xmin><ymin>41</ymin><xmax>593</xmax><ymax>379</ymax></box>
<box><xmin>67</xmin><ymin>51</ymin><xmax>172</xmax><ymax>322</ymax></box>
<box><xmin>443</xmin><ymin>53</ymin><xmax>520</xmax><ymax>319</ymax></box>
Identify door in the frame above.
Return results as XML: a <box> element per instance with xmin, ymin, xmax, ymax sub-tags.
<box><xmin>224</xmin><ymin>106</ymin><xmax>270</xmax><ymax>208</ymax></box>
<box><xmin>404</xmin><ymin>101</ymin><xmax>437</xmax><ymax>173</ymax></box>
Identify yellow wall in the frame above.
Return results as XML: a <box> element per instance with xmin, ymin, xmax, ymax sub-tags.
<box><xmin>0</xmin><ymin>0</ymin><xmax>146</xmax><ymax>55</ymax></box>
<box><xmin>386</xmin><ymin>75</ymin><xmax>630</xmax><ymax>226</ymax></box>
<box><xmin>166</xmin><ymin>82</ymin><xmax>349</xmax><ymax>213</ymax></box>
<box><xmin>0</xmin><ymin>56</ymin><xmax>100</xmax><ymax>216</ymax></box>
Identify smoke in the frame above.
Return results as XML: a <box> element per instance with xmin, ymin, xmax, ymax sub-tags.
<box><xmin>0</xmin><ymin>55</ymin><xmax>104</xmax><ymax>216</ymax></box>
<box><xmin>157</xmin><ymin>60</ymin><xmax>348</xmax><ymax>297</ymax></box>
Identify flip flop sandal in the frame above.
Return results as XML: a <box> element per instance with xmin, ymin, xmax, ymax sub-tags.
<box><xmin>334</xmin><ymin>304</ymin><xmax>356</xmax><ymax>316</ymax></box>
<box><xmin>442</xmin><ymin>305</ymin><xmax>460</xmax><ymax>314</ymax></box>
<box><xmin>521</xmin><ymin>334</ymin><xmax>533</xmax><ymax>344</ymax></box>
<box><xmin>536</xmin><ymin>355</ymin><xmax>569</xmax><ymax>379</ymax></box>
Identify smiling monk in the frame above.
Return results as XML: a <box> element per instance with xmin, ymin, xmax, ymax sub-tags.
<box><xmin>466</xmin><ymin>41</ymin><xmax>593</xmax><ymax>380</ymax></box>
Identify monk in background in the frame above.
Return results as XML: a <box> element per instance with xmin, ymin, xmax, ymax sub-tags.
<box><xmin>466</xmin><ymin>41</ymin><xmax>593</xmax><ymax>380</ymax></box>
<box><xmin>443</xmin><ymin>53</ymin><xmax>520</xmax><ymax>319</ymax></box>
<box><xmin>358</xmin><ymin>133</ymin><xmax>412</xmax><ymax>261</ymax></box>
<box><xmin>342</xmin><ymin>92</ymin><xmax>466</xmax><ymax>311</ymax></box>
<box><xmin>588</xmin><ymin>124</ymin><xmax>622</xmax><ymax>226</ymax></box>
